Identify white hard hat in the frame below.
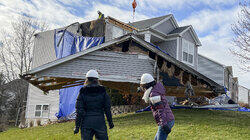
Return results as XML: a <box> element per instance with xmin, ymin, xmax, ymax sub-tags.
<box><xmin>86</xmin><ymin>70</ymin><xmax>99</xmax><ymax>79</ymax></box>
<box><xmin>140</xmin><ymin>73</ymin><xmax>154</xmax><ymax>84</ymax></box>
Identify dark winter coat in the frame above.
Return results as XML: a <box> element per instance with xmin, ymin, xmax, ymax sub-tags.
<box><xmin>150</xmin><ymin>82</ymin><xmax>175</xmax><ymax>126</ymax></box>
<box><xmin>75</xmin><ymin>84</ymin><xmax>113</xmax><ymax>130</ymax></box>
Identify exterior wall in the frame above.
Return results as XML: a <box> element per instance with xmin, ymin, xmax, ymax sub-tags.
<box><xmin>32</xmin><ymin>30</ymin><xmax>56</xmax><ymax>68</ymax></box>
<box><xmin>182</xmin><ymin>30</ymin><xmax>196</xmax><ymax>44</ymax></box>
<box><xmin>155</xmin><ymin>39</ymin><xmax>177</xmax><ymax>58</ymax></box>
<box><xmin>224</xmin><ymin>68</ymin><xmax>236</xmax><ymax>99</ymax></box>
<box><xmin>197</xmin><ymin>55</ymin><xmax>224</xmax><ymax>86</ymax></box>
<box><xmin>224</xmin><ymin>69</ymin><xmax>233</xmax><ymax>94</ymax></box>
<box><xmin>26</xmin><ymin>85</ymin><xmax>59</xmax><ymax>126</ymax></box>
<box><xmin>249</xmin><ymin>92</ymin><xmax>250</xmax><ymax>106</ymax></box>
<box><xmin>25</xmin><ymin>24</ymin><xmax>79</xmax><ymax>123</ymax></box>
<box><xmin>194</xmin><ymin>46</ymin><xmax>198</xmax><ymax>70</ymax></box>
<box><xmin>32</xmin><ymin>25</ymin><xmax>80</xmax><ymax>68</ymax></box>
<box><xmin>154</xmin><ymin>19</ymin><xmax>175</xmax><ymax>34</ymax></box>
<box><xmin>231</xmin><ymin>79</ymin><xmax>238</xmax><ymax>102</ymax></box>
<box><xmin>36</xmin><ymin>51</ymin><xmax>155</xmax><ymax>83</ymax></box>
<box><xmin>105</xmin><ymin>22</ymin><xmax>113</xmax><ymax>42</ymax></box>
<box><xmin>105</xmin><ymin>22</ymin><xmax>126</xmax><ymax>42</ymax></box>
<box><xmin>224</xmin><ymin>69</ymin><xmax>229</xmax><ymax>89</ymax></box>
<box><xmin>238</xmin><ymin>86</ymin><xmax>249</xmax><ymax>104</ymax></box>
<box><xmin>179</xmin><ymin>37</ymin><xmax>198</xmax><ymax>70</ymax></box>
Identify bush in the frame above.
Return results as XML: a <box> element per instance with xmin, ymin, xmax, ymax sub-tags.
<box><xmin>36</xmin><ymin>119</ymin><xmax>41</xmax><ymax>126</ymax></box>
<box><xmin>107</xmin><ymin>89</ymin><xmax>127</xmax><ymax>106</ymax></box>
<box><xmin>29</xmin><ymin>121</ymin><xmax>33</xmax><ymax>127</ymax></box>
<box><xmin>0</xmin><ymin>123</ymin><xmax>7</xmax><ymax>132</ymax></box>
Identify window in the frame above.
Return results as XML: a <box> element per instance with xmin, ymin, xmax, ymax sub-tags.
<box><xmin>35</xmin><ymin>105</ymin><xmax>49</xmax><ymax>118</ymax></box>
<box><xmin>112</xmin><ymin>26</ymin><xmax>123</xmax><ymax>39</ymax></box>
<box><xmin>182</xmin><ymin>39</ymin><xmax>194</xmax><ymax>65</ymax></box>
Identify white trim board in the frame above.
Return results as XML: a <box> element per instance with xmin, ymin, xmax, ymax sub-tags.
<box><xmin>176</xmin><ymin>37</ymin><xmax>180</xmax><ymax>60</ymax></box>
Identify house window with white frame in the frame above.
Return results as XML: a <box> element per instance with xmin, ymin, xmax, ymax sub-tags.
<box><xmin>112</xmin><ymin>25</ymin><xmax>123</xmax><ymax>39</ymax></box>
<box><xmin>35</xmin><ymin>105</ymin><xmax>49</xmax><ymax>118</ymax></box>
<box><xmin>182</xmin><ymin>39</ymin><xmax>195</xmax><ymax>65</ymax></box>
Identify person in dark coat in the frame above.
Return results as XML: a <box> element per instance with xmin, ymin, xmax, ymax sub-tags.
<box><xmin>74</xmin><ymin>70</ymin><xmax>114</xmax><ymax>140</ymax></box>
<box><xmin>140</xmin><ymin>73</ymin><xmax>175</xmax><ymax>140</ymax></box>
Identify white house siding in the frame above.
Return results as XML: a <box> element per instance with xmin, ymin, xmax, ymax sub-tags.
<box><xmin>238</xmin><ymin>86</ymin><xmax>249</xmax><ymax>105</ymax></box>
<box><xmin>105</xmin><ymin>22</ymin><xmax>113</xmax><ymax>42</ymax></box>
<box><xmin>32</xmin><ymin>30</ymin><xmax>56</xmax><ymax>68</ymax></box>
<box><xmin>26</xmin><ymin>85</ymin><xmax>59</xmax><ymax>126</ymax></box>
<box><xmin>105</xmin><ymin>22</ymin><xmax>125</xmax><ymax>42</ymax></box>
<box><xmin>26</xmin><ymin>28</ymin><xmax>60</xmax><ymax>125</ymax></box>
<box><xmin>155</xmin><ymin>39</ymin><xmax>177</xmax><ymax>59</ymax></box>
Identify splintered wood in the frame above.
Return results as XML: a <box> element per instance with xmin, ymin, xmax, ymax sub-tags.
<box><xmin>159</xmin><ymin>59</ymin><xmax>212</xmax><ymax>96</ymax></box>
<box><xmin>107</xmin><ymin>17</ymin><xmax>137</xmax><ymax>32</ymax></box>
<box><xmin>160</xmin><ymin>61</ymin><xmax>175</xmax><ymax>78</ymax></box>
<box><xmin>128</xmin><ymin>45</ymin><xmax>147</xmax><ymax>55</ymax></box>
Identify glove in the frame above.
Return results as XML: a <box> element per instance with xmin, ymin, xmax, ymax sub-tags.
<box><xmin>109</xmin><ymin>122</ymin><xmax>114</xmax><ymax>129</ymax></box>
<box><xmin>162</xmin><ymin>125</ymin><xmax>171</xmax><ymax>134</ymax></box>
<box><xmin>74</xmin><ymin>127</ymin><xmax>79</xmax><ymax>134</ymax></box>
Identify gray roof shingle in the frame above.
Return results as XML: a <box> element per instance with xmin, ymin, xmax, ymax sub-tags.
<box><xmin>128</xmin><ymin>14</ymin><xmax>172</xmax><ymax>30</ymax></box>
<box><xmin>168</xmin><ymin>26</ymin><xmax>190</xmax><ymax>35</ymax></box>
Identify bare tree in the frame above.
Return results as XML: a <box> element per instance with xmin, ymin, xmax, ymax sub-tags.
<box><xmin>0</xmin><ymin>15</ymin><xmax>48</xmax><ymax>127</ymax></box>
<box><xmin>231</xmin><ymin>1</ymin><xmax>250</xmax><ymax>72</ymax></box>
<box><xmin>0</xmin><ymin>73</ymin><xmax>8</xmax><ymax>131</ymax></box>
<box><xmin>0</xmin><ymin>16</ymin><xmax>48</xmax><ymax>82</ymax></box>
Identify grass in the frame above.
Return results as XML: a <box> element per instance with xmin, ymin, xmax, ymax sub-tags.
<box><xmin>0</xmin><ymin>109</ymin><xmax>250</xmax><ymax>140</ymax></box>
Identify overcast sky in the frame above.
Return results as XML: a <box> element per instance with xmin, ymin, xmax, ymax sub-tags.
<box><xmin>0</xmin><ymin>0</ymin><xmax>249</xmax><ymax>88</ymax></box>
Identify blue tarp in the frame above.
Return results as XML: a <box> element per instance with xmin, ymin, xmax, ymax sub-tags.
<box><xmin>136</xmin><ymin>106</ymin><xmax>250</xmax><ymax>113</ymax></box>
<box><xmin>135</xmin><ymin>106</ymin><xmax>151</xmax><ymax>113</ymax></box>
<box><xmin>54</xmin><ymin>30</ymin><xmax>104</xmax><ymax>119</ymax></box>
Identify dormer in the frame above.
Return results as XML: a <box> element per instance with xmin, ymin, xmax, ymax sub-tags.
<box><xmin>129</xmin><ymin>14</ymin><xmax>178</xmax><ymax>43</ymax></box>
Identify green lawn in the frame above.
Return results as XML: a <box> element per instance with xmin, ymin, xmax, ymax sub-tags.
<box><xmin>1</xmin><ymin>109</ymin><xmax>250</xmax><ymax>140</ymax></box>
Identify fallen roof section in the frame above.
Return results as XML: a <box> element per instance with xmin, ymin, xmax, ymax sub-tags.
<box><xmin>22</xmin><ymin>33</ymin><xmax>225</xmax><ymax>94</ymax></box>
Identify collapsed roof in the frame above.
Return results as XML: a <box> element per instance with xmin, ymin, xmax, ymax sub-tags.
<box><xmin>21</xmin><ymin>33</ymin><xmax>225</xmax><ymax>97</ymax></box>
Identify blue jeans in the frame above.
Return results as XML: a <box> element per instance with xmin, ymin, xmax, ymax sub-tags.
<box><xmin>154</xmin><ymin>120</ymin><xmax>175</xmax><ymax>140</ymax></box>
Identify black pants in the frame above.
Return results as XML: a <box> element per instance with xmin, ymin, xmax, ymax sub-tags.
<box><xmin>81</xmin><ymin>128</ymin><xmax>108</xmax><ymax>140</ymax></box>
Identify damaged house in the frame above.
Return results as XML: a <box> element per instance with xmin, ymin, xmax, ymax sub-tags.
<box><xmin>22</xmin><ymin>14</ymin><xmax>233</xmax><ymax>126</ymax></box>
<box><xmin>198</xmin><ymin>55</ymin><xmax>239</xmax><ymax>102</ymax></box>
